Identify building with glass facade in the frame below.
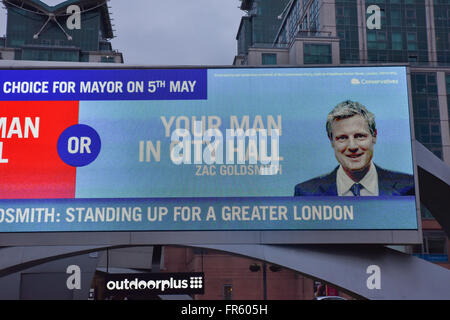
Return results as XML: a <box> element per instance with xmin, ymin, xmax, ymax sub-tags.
<box><xmin>234</xmin><ymin>0</ymin><xmax>450</xmax><ymax>267</ymax></box>
<box><xmin>235</xmin><ymin>0</ymin><xmax>291</xmax><ymax>64</ymax></box>
<box><xmin>0</xmin><ymin>0</ymin><xmax>123</xmax><ymax>63</ymax></box>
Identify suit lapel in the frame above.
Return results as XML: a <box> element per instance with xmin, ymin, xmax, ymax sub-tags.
<box><xmin>319</xmin><ymin>167</ymin><xmax>339</xmax><ymax>196</ymax></box>
<box><xmin>376</xmin><ymin>165</ymin><xmax>398</xmax><ymax>196</ymax></box>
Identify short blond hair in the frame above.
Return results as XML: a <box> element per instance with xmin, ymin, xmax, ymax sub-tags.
<box><xmin>326</xmin><ymin>100</ymin><xmax>376</xmax><ymax>139</ymax></box>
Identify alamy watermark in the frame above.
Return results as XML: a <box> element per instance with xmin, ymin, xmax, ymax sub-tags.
<box><xmin>169</xmin><ymin>120</ymin><xmax>280</xmax><ymax>175</ymax></box>
<box><xmin>66</xmin><ymin>264</ymin><xmax>81</xmax><ymax>290</ymax></box>
<box><xmin>366</xmin><ymin>265</ymin><xmax>381</xmax><ymax>290</ymax></box>
<box><xmin>366</xmin><ymin>5</ymin><xmax>381</xmax><ymax>30</ymax></box>
<box><xmin>66</xmin><ymin>5</ymin><xmax>81</xmax><ymax>30</ymax></box>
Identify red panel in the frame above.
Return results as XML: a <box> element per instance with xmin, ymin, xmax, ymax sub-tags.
<box><xmin>0</xmin><ymin>101</ymin><xmax>79</xmax><ymax>199</ymax></box>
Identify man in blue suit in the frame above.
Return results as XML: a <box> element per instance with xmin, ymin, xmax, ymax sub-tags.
<box><xmin>294</xmin><ymin>100</ymin><xmax>415</xmax><ymax>197</ymax></box>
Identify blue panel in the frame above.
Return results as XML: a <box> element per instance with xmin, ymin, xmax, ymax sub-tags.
<box><xmin>0</xmin><ymin>196</ymin><xmax>417</xmax><ymax>232</ymax></box>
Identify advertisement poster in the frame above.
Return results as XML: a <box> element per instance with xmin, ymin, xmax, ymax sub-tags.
<box><xmin>0</xmin><ymin>66</ymin><xmax>418</xmax><ymax>232</ymax></box>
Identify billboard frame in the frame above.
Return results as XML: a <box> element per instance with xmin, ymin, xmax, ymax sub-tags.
<box><xmin>0</xmin><ymin>63</ymin><xmax>423</xmax><ymax>246</ymax></box>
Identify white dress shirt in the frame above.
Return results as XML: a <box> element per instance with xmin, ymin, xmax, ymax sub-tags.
<box><xmin>336</xmin><ymin>162</ymin><xmax>379</xmax><ymax>196</ymax></box>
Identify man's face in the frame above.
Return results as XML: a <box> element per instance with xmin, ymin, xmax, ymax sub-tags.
<box><xmin>330</xmin><ymin>114</ymin><xmax>376</xmax><ymax>173</ymax></box>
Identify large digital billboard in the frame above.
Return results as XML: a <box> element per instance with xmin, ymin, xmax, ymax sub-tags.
<box><xmin>0</xmin><ymin>65</ymin><xmax>420</xmax><ymax>243</ymax></box>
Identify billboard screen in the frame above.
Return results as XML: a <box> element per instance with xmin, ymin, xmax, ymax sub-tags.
<box><xmin>0</xmin><ymin>66</ymin><xmax>420</xmax><ymax>241</ymax></box>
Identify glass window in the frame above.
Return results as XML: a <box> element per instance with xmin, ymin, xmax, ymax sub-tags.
<box><xmin>408</xmin><ymin>43</ymin><xmax>418</xmax><ymax>50</ymax></box>
<box><xmin>344</xmin><ymin>7</ymin><xmax>353</xmax><ymax>17</ymax></box>
<box><xmin>412</xmin><ymin>72</ymin><xmax>443</xmax><ymax>158</ymax></box>
<box><xmin>428</xmin><ymin>237</ymin><xmax>446</xmax><ymax>254</ymax></box>
<box><xmin>427</xmin><ymin>74</ymin><xmax>436</xmax><ymax>84</ymax></box>
<box><xmin>261</xmin><ymin>53</ymin><xmax>277</xmax><ymax>65</ymax></box>
<box><xmin>101</xmin><ymin>56</ymin><xmax>115</xmax><ymax>63</ymax></box>
<box><xmin>406</xmin><ymin>9</ymin><xmax>416</xmax><ymax>18</ymax></box>
<box><xmin>304</xmin><ymin>44</ymin><xmax>332</xmax><ymax>64</ymax></box>
<box><xmin>392</xmin><ymin>32</ymin><xmax>403</xmax><ymax>50</ymax></box>
<box><xmin>420</xmin><ymin>203</ymin><xmax>434</xmax><ymax>219</ymax></box>
<box><xmin>447</xmin><ymin>74</ymin><xmax>450</xmax><ymax>120</ymax></box>
<box><xmin>406</xmin><ymin>19</ymin><xmax>417</xmax><ymax>27</ymax></box>
<box><xmin>367</xmin><ymin>32</ymin><xmax>376</xmax><ymax>41</ymax></box>
<box><xmin>10</xmin><ymin>39</ymin><xmax>25</xmax><ymax>46</ymax></box>
<box><xmin>431</xmin><ymin>124</ymin><xmax>441</xmax><ymax>134</ymax></box>
<box><xmin>223</xmin><ymin>284</ymin><xmax>233</xmax><ymax>300</ymax></box>
<box><xmin>390</xmin><ymin>10</ymin><xmax>401</xmax><ymax>18</ymax></box>
<box><xmin>407</xmin><ymin>33</ymin><xmax>417</xmax><ymax>41</ymax></box>
<box><xmin>99</xmin><ymin>41</ymin><xmax>112</xmax><ymax>52</ymax></box>
<box><xmin>390</xmin><ymin>10</ymin><xmax>402</xmax><ymax>26</ymax></box>
<box><xmin>392</xmin><ymin>42</ymin><xmax>403</xmax><ymax>50</ymax></box>
<box><xmin>377</xmin><ymin>32</ymin><xmax>386</xmax><ymax>41</ymax></box>
<box><xmin>392</xmin><ymin>33</ymin><xmax>402</xmax><ymax>42</ymax></box>
<box><xmin>414</xmin><ymin>231</ymin><xmax>448</xmax><ymax>262</ymax></box>
<box><xmin>336</xmin><ymin>0</ymin><xmax>360</xmax><ymax>64</ymax></box>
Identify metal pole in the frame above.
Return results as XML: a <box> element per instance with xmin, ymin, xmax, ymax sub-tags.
<box><xmin>263</xmin><ymin>261</ymin><xmax>267</xmax><ymax>300</ymax></box>
<box><xmin>152</xmin><ymin>245</ymin><xmax>162</xmax><ymax>273</ymax></box>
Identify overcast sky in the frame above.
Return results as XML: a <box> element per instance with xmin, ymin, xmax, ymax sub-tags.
<box><xmin>0</xmin><ymin>0</ymin><xmax>244</xmax><ymax>65</ymax></box>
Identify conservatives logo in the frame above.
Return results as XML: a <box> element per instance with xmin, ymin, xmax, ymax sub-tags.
<box><xmin>105</xmin><ymin>273</ymin><xmax>204</xmax><ymax>295</ymax></box>
<box><xmin>351</xmin><ymin>78</ymin><xmax>399</xmax><ymax>85</ymax></box>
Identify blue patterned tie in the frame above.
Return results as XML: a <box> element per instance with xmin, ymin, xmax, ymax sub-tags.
<box><xmin>350</xmin><ymin>183</ymin><xmax>362</xmax><ymax>196</ymax></box>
